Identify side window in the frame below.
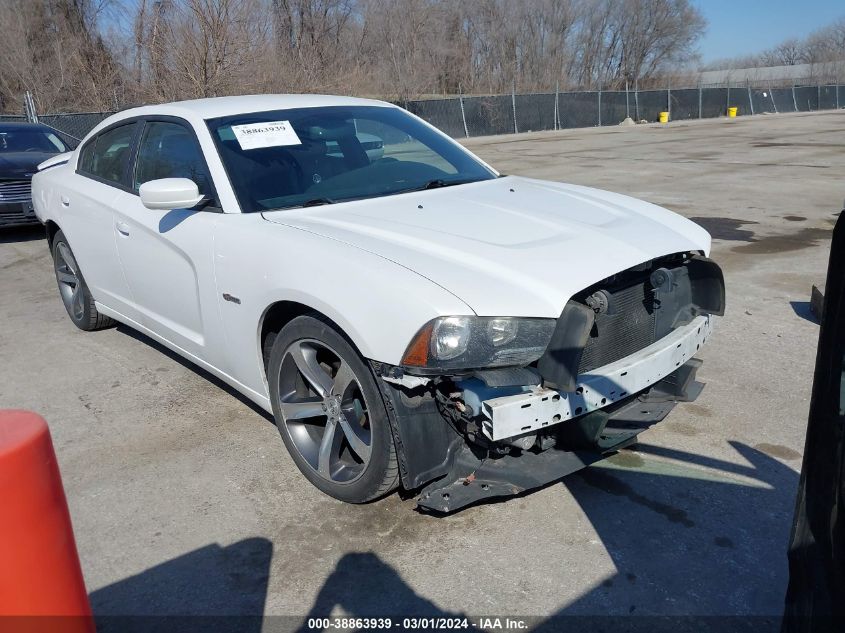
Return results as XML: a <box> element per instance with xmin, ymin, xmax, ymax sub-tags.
<box><xmin>79</xmin><ymin>123</ymin><xmax>137</xmax><ymax>185</ymax></box>
<box><xmin>78</xmin><ymin>141</ymin><xmax>95</xmax><ymax>173</ymax></box>
<box><xmin>133</xmin><ymin>121</ymin><xmax>212</xmax><ymax>196</ymax></box>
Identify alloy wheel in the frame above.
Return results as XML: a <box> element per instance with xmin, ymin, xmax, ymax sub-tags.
<box><xmin>54</xmin><ymin>242</ymin><xmax>84</xmax><ymax>321</ymax></box>
<box><xmin>277</xmin><ymin>339</ymin><xmax>373</xmax><ymax>483</ymax></box>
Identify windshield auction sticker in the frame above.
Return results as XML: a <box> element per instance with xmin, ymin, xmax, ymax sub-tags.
<box><xmin>231</xmin><ymin>121</ymin><xmax>301</xmax><ymax>150</ymax></box>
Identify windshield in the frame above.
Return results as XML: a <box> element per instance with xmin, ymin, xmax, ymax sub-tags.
<box><xmin>206</xmin><ymin>105</ymin><xmax>496</xmax><ymax>213</ymax></box>
<box><xmin>0</xmin><ymin>129</ymin><xmax>68</xmax><ymax>153</ymax></box>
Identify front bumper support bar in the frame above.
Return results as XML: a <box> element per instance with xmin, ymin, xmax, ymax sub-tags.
<box><xmin>482</xmin><ymin>315</ymin><xmax>712</xmax><ymax>441</ymax></box>
<box><xmin>416</xmin><ymin>359</ymin><xmax>704</xmax><ymax>513</ymax></box>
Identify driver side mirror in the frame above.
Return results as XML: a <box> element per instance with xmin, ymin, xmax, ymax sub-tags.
<box><xmin>139</xmin><ymin>178</ymin><xmax>205</xmax><ymax>211</ymax></box>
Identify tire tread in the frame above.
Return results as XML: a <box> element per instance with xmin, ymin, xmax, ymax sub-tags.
<box><xmin>268</xmin><ymin>313</ymin><xmax>400</xmax><ymax>504</ymax></box>
<box><xmin>52</xmin><ymin>230</ymin><xmax>115</xmax><ymax>332</ymax></box>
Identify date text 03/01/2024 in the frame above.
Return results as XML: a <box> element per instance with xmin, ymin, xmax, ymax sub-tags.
<box><xmin>306</xmin><ymin>616</ymin><xmax>530</xmax><ymax>629</ymax></box>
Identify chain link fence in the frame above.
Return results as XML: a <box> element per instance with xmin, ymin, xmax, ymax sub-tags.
<box><xmin>37</xmin><ymin>112</ymin><xmax>115</xmax><ymax>142</ymax></box>
<box><xmin>0</xmin><ymin>111</ymin><xmax>104</xmax><ymax>148</ymax></box>
<box><xmin>9</xmin><ymin>84</ymin><xmax>845</xmax><ymax>144</ymax></box>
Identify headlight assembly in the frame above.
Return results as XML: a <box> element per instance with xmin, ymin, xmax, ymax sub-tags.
<box><xmin>401</xmin><ymin>316</ymin><xmax>556</xmax><ymax>371</ymax></box>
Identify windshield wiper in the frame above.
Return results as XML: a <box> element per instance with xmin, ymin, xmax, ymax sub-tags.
<box><xmin>285</xmin><ymin>180</ymin><xmax>478</xmax><ymax>210</ymax></box>
<box><xmin>423</xmin><ymin>179</ymin><xmax>475</xmax><ymax>190</ymax></box>
<box><xmin>401</xmin><ymin>178</ymin><xmax>478</xmax><ymax>194</ymax></box>
<box><xmin>421</xmin><ymin>179</ymin><xmax>449</xmax><ymax>190</ymax></box>
<box><xmin>300</xmin><ymin>197</ymin><xmax>336</xmax><ymax>207</ymax></box>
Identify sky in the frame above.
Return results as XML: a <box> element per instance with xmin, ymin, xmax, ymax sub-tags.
<box><xmin>694</xmin><ymin>0</ymin><xmax>845</xmax><ymax>64</ymax></box>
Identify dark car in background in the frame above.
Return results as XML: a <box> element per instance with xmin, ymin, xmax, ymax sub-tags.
<box><xmin>0</xmin><ymin>122</ymin><xmax>70</xmax><ymax>227</ymax></box>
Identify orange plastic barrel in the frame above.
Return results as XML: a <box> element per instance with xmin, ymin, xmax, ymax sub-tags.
<box><xmin>0</xmin><ymin>410</ymin><xmax>94</xmax><ymax>631</ymax></box>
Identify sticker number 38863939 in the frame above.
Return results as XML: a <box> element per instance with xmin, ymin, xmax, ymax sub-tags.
<box><xmin>231</xmin><ymin>121</ymin><xmax>302</xmax><ymax>150</ymax></box>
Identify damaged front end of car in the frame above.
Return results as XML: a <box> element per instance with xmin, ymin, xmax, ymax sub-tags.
<box><xmin>372</xmin><ymin>252</ymin><xmax>726</xmax><ymax>513</ymax></box>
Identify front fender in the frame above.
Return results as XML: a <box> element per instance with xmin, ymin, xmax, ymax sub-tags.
<box><xmin>213</xmin><ymin>215</ymin><xmax>474</xmax><ymax>403</ymax></box>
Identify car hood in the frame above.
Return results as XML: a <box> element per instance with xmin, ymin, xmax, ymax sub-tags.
<box><xmin>262</xmin><ymin>176</ymin><xmax>711</xmax><ymax>317</ymax></box>
<box><xmin>0</xmin><ymin>152</ymin><xmax>58</xmax><ymax>176</ymax></box>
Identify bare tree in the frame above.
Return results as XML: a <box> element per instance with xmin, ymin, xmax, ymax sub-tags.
<box><xmin>1</xmin><ymin>0</ymin><xmax>712</xmax><ymax>113</ymax></box>
<box><xmin>270</xmin><ymin>0</ymin><xmax>361</xmax><ymax>92</ymax></box>
<box><xmin>765</xmin><ymin>38</ymin><xmax>804</xmax><ymax>66</ymax></box>
<box><xmin>134</xmin><ymin>0</ymin><xmax>272</xmax><ymax>101</ymax></box>
<box><xmin>0</xmin><ymin>0</ymin><xmax>122</xmax><ymax>112</ymax></box>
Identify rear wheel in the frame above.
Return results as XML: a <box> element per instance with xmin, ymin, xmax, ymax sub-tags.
<box><xmin>51</xmin><ymin>230</ymin><xmax>114</xmax><ymax>331</ymax></box>
<box><xmin>268</xmin><ymin>315</ymin><xmax>399</xmax><ymax>503</ymax></box>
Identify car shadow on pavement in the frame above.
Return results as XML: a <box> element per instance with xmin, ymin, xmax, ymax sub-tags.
<box><xmin>83</xmin><ymin>441</ymin><xmax>796</xmax><ymax>631</ymax></box>
<box><xmin>0</xmin><ymin>225</ymin><xmax>44</xmax><ymax>243</ymax></box>
<box><xmin>552</xmin><ymin>441</ymin><xmax>795</xmax><ymax>625</ymax></box>
<box><xmin>89</xmin><ymin>537</ymin><xmax>272</xmax><ymax>633</ymax></box>
<box><xmin>296</xmin><ymin>441</ymin><xmax>795</xmax><ymax>631</ymax></box>
<box><xmin>114</xmin><ymin>324</ymin><xmax>275</xmax><ymax>424</ymax></box>
<box><xmin>295</xmin><ymin>552</ymin><xmax>483</xmax><ymax>632</ymax></box>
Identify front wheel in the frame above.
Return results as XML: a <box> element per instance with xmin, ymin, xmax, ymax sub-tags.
<box><xmin>267</xmin><ymin>315</ymin><xmax>399</xmax><ymax>503</ymax></box>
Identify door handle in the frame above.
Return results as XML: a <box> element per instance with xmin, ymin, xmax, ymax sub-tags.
<box><xmin>60</xmin><ymin>196</ymin><xmax>70</xmax><ymax>207</ymax></box>
<box><xmin>115</xmin><ymin>221</ymin><xmax>130</xmax><ymax>236</ymax></box>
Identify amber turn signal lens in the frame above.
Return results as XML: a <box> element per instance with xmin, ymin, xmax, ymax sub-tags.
<box><xmin>401</xmin><ymin>322</ymin><xmax>433</xmax><ymax>367</ymax></box>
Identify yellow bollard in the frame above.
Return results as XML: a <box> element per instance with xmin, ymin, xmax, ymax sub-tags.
<box><xmin>728</xmin><ymin>106</ymin><xmax>738</xmax><ymax>118</ymax></box>
<box><xmin>659</xmin><ymin>111</ymin><xmax>669</xmax><ymax>123</ymax></box>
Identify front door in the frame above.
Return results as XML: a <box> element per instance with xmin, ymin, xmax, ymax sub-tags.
<box><xmin>112</xmin><ymin>119</ymin><xmax>221</xmax><ymax>365</ymax></box>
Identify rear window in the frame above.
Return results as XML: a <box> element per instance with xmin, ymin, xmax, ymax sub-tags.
<box><xmin>0</xmin><ymin>129</ymin><xmax>67</xmax><ymax>153</ymax></box>
<box><xmin>79</xmin><ymin>123</ymin><xmax>137</xmax><ymax>186</ymax></box>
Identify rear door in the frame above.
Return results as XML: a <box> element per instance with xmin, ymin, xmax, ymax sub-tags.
<box><xmin>110</xmin><ymin>117</ymin><xmax>223</xmax><ymax>365</ymax></box>
<box><xmin>61</xmin><ymin>121</ymin><xmax>140</xmax><ymax>318</ymax></box>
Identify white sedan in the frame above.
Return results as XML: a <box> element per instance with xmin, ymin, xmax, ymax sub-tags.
<box><xmin>33</xmin><ymin>95</ymin><xmax>724</xmax><ymax>512</ymax></box>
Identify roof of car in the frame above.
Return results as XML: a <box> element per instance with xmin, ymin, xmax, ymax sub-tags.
<box><xmin>114</xmin><ymin>94</ymin><xmax>394</xmax><ymax>121</ymax></box>
<box><xmin>0</xmin><ymin>121</ymin><xmax>55</xmax><ymax>131</ymax></box>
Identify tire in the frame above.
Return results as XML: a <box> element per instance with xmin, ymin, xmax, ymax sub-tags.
<box><xmin>268</xmin><ymin>315</ymin><xmax>399</xmax><ymax>503</ymax></box>
<box><xmin>51</xmin><ymin>230</ymin><xmax>114</xmax><ymax>331</ymax></box>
